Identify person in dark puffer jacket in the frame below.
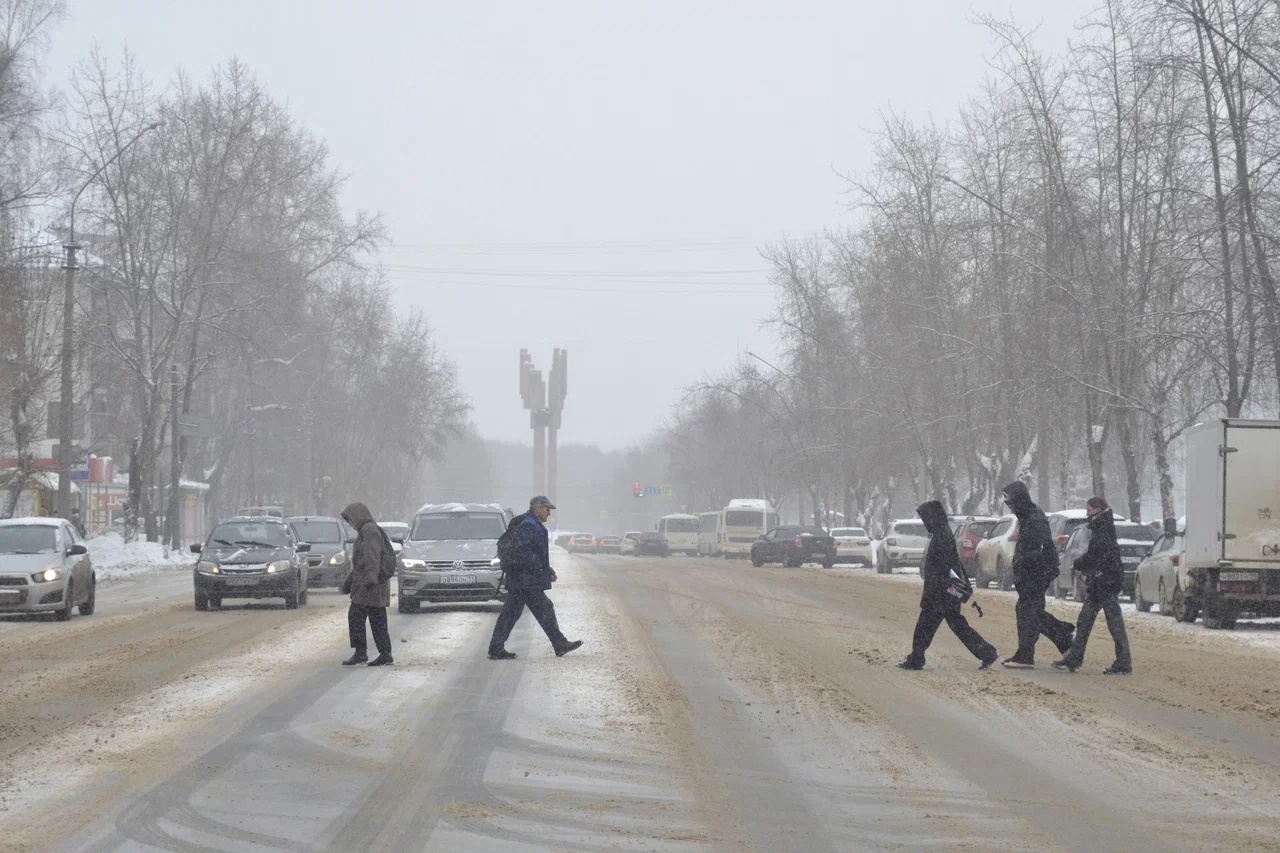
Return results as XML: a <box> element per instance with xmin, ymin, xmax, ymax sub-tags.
<box><xmin>1052</xmin><ymin>497</ymin><xmax>1133</xmax><ymax>674</ymax></box>
<box><xmin>898</xmin><ymin>500</ymin><xmax>998</xmax><ymax>671</ymax></box>
<box><xmin>1000</xmin><ymin>480</ymin><xmax>1075</xmax><ymax>669</ymax></box>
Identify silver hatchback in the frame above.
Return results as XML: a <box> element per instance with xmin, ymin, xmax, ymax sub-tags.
<box><xmin>0</xmin><ymin>518</ymin><xmax>96</xmax><ymax>620</ymax></box>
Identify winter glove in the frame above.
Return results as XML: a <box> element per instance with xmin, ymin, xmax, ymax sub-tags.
<box><xmin>340</xmin><ymin>576</ymin><xmax>352</xmax><ymax>595</ymax></box>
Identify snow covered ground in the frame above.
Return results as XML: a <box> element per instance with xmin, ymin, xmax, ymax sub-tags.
<box><xmin>87</xmin><ymin>532</ymin><xmax>191</xmax><ymax>581</ymax></box>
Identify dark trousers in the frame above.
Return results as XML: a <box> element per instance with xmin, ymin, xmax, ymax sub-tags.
<box><xmin>907</xmin><ymin>604</ymin><xmax>996</xmax><ymax>667</ymax></box>
<box><xmin>1013</xmin><ymin>572</ymin><xmax>1075</xmax><ymax>662</ymax></box>
<box><xmin>348</xmin><ymin>603</ymin><xmax>391</xmax><ymax>655</ymax></box>
<box><xmin>1062</xmin><ymin>588</ymin><xmax>1131</xmax><ymax>669</ymax></box>
<box><xmin>489</xmin><ymin>587</ymin><xmax>567</xmax><ymax>653</ymax></box>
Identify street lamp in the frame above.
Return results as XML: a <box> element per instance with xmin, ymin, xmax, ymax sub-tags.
<box><xmin>57</xmin><ymin>120</ymin><xmax>163</xmax><ymax>519</ymax></box>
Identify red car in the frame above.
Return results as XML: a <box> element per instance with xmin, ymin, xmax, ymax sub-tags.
<box><xmin>953</xmin><ymin>516</ymin><xmax>1001</xmax><ymax>576</ymax></box>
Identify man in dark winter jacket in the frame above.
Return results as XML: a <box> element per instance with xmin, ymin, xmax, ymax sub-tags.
<box><xmin>898</xmin><ymin>500</ymin><xmax>998</xmax><ymax>670</ymax></box>
<box><xmin>1052</xmin><ymin>497</ymin><xmax>1133</xmax><ymax>674</ymax></box>
<box><xmin>340</xmin><ymin>502</ymin><xmax>393</xmax><ymax>667</ymax></box>
<box><xmin>487</xmin><ymin>496</ymin><xmax>583</xmax><ymax>660</ymax></box>
<box><xmin>1000</xmin><ymin>481</ymin><xmax>1075</xmax><ymax>668</ymax></box>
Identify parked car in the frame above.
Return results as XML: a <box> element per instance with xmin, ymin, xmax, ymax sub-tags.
<box><xmin>567</xmin><ymin>534</ymin><xmax>597</xmax><ymax>554</ymax></box>
<box><xmin>1047</xmin><ymin>508</ymin><xmax>1128</xmax><ymax>557</ymax></box>
<box><xmin>619</xmin><ymin>531</ymin><xmax>642</xmax><ymax>556</ymax></box>
<box><xmin>287</xmin><ymin>516</ymin><xmax>352</xmax><ymax>588</ymax></box>
<box><xmin>191</xmin><ymin>516</ymin><xmax>310</xmax><ymax>610</ymax></box>
<box><xmin>751</xmin><ymin>526</ymin><xmax>836</xmax><ymax>568</ymax></box>
<box><xmin>953</xmin><ymin>516</ymin><xmax>1001</xmax><ymax>578</ymax></box>
<box><xmin>829</xmin><ymin>526</ymin><xmax>873</xmax><ymax>566</ymax></box>
<box><xmin>0</xmin><ymin>517</ymin><xmax>95</xmax><ymax>621</ymax></box>
<box><xmin>379</xmin><ymin>521</ymin><xmax>410</xmax><ymax>554</ymax></box>
<box><xmin>1054</xmin><ymin>520</ymin><xmax>1159</xmax><ymax>600</ymax></box>
<box><xmin>974</xmin><ymin>515</ymin><xmax>1019</xmax><ymax>590</ymax></box>
<box><xmin>553</xmin><ymin>532</ymin><xmax>575</xmax><ymax>549</ymax></box>
<box><xmin>1134</xmin><ymin>527</ymin><xmax>1184</xmax><ymax>614</ymax></box>
<box><xmin>596</xmin><ymin>535</ymin><xmax>623</xmax><ymax>554</ymax></box>
<box><xmin>877</xmin><ymin>519</ymin><xmax>930</xmax><ymax>574</ymax></box>
<box><xmin>634</xmin><ymin>531</ymin><xmax>670</xmax><ymax>557</ymax></box>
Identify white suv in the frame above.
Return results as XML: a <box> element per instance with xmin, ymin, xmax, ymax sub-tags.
<box><xmin>619</xmin><ymin>531</ymin><xmax>642</xmax><ymax>556</ymax></box>
<box><xmin>877</xmin><ymin>519</ymin><xmax>929</xmax><ymax>574</ymax></box>
<box><xmin>974</xmin><ymin>515</ymin><xmax>1019</xmax><ymax>590</ymax></box>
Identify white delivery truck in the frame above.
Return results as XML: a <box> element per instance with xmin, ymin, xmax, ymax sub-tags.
<box><xmin>1180</xmin><ymin>419</ymin><xmax>1280</xmax><ymax>629</ymax></box>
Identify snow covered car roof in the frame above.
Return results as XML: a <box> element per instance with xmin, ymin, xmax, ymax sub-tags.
<box><xmin>414</xmin><ymin>502</ymin><xmax>505</xmax><ymax>515</ymax></box>
<box><xmin>0</xmin><ymin>517</ymin><xmax>65</xmax><ymax>527</ymax></box>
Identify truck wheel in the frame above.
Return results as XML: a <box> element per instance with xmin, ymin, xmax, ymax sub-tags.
<box><xmin>1134</xmin><ymin>577</ymin><xmax>1152</xmax><ymax>613</ymax></box>
<box><xmin>1171</xmin><ymin>582</ymin><xmax>1198</xmax><ymax>623</ymax></box>
<box><xmin>1204</xmin><ymin>601</ymin><xmax>1238</xmax><ymax>630</ymax></box>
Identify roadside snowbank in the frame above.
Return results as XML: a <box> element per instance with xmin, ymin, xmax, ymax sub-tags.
<box><xmin>87</xmin><ymin>532</ymin><xmax>190</xmax><ymax>581</ymax></box>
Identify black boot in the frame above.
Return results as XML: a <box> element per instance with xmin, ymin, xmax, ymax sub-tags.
<box><xmin>897</xmin><ymin>658</ymin><xmax>924</xmax><ymax>671</ymax></box>
<box><xmin>342</xmin><ymin>652</ymin><xmax>368</xmax><ymax>666</ymax></box>
<box><xmin>555</xmin><ymin>640</ymin><xmax>584</xmax><ymax>657</ymax></box>
<box><xmin>488</xmin><ymin>648</ymin><xmax>517</xmax><ymax>660</ymax></box>
<box><xmin>367</xmin><ymin>653</ymin><xmax>394</xmax><ymax>667</ymax></box>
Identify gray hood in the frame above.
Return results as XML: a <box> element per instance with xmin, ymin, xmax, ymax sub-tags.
<box><xmin>400</xmin><ymin>539</ymin><xmax>497</xmax><ymax>562</ymax></box>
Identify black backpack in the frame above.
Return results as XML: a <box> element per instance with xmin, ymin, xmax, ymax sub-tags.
<box><xmin>376</xmin><ymin>526</ymin><xmax>398</xmax><ymax>583</ymax></box>
<box><xmin>496</xmin><ymin>513</ymin><xmax>530</xmax><ymax>574</ymax></box>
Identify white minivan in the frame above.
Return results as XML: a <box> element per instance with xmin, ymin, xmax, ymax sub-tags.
<box><xmin>658</xmin><ymin>514</ymin><xmax>700</xmax><ymax>556</ymax></box>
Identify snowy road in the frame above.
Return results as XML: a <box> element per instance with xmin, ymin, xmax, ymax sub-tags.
<box><xmin>1</xmin><ymin>554</ymin><xmax>1278</xmax><ymax>851</ymax></box>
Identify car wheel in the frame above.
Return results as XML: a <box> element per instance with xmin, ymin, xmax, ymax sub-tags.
<box><xmin>299</xmin><ymin>579</ymin><xmax>309</xmax><ymax>606</ymax></box>
<box><xmin>822</xmin><ymin>559</ymin><xmax>834</xmax><ymax>569</ymax></box>
<box><xmin>1158</xmin><ymin>579</ymin><xmax>1172</xmax><ymax>616</ymax></box>
<box><xmin>1204</xmin><ymin>600</ymin><xmax>1238</xmax><ymax>630</ymax></box>
<box><xmin>1134</xmin><ymin>576</ymin><xmax>1152</xmax><ymax>613</ymax></box>
<box><xmin>1171</xmin><ymin>582</ymin><xmax>1198</xmax><ymax>623</ymax></box>
<box><xmin>751</xmin><ymin>555</ymin><xmax>764</xmax><ymax>567</ymax></box>
<box><xmin>79</xmin><ymin>575</ymin><xmax>96</xmax><ymax>616</ymax></box>
<box><xmin>195</xmin><ymin>590</ymin><xmax>209</xmax><ymax>611</ymax></box>
<box><xmin>285</xmin><ymin>579</ymin><xmax>300</xmax><ymax>609</ymax></box>
<box><xmin>55</xmin><ymin>581</ymin><xmax>74</xmax><ymax>621</ymax></box>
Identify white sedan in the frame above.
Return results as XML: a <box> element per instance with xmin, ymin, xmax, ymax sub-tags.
<box><xmin>830</xmin><ymin>527</ymin><xmax>874</xmax><ymax>566</ymax></box>
<box><xmin>619</xmin><ymin>531</ymin><xmax>642</xmax><ymax>556</ymax></box>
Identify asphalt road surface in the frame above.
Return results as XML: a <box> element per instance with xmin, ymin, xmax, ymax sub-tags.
<box><xmin>1</xmin><ymin>553</ymin><xmax>1278</xmax><ymax>852</ymax></box>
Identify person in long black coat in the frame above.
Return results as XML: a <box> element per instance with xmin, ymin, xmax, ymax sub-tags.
<box><xmin>1001</xmin><ymin>480</ymin><xmax>1075</xmax><ymax>669</ymax></box>
<box><xmin>1053</xmin><ymin>497</ymin><xmax>1133</xmax><ymax>674</ymax></box>
<box><xmin>898</xmin><ymin>500</ymin><xmax>998</xmax><ymax>670</ymax></box>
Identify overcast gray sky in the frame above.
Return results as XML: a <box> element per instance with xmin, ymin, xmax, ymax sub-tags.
<box><xmin>46</xmin><ymin>0</ymin><xmax>1090</xmax><ymax>450</ymax></box>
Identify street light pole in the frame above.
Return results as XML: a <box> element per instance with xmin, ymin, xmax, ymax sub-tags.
<box><xmin>57</xmin><ymin>120</ymin><xmax>163</xmax><ymax>519</ymax></box>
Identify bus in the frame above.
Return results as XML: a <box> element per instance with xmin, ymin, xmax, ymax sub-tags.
<box><xmin>721</xmin><ymin>499</ymin><xmax>779</xmax><ymax>559</ymax></box>
<box><xmin>697</xmin><ymin>511</ymin><xmax>723</xmax><ymax>557</ymax></box>
<box><xmin>658</xmin><ymin>513</ymin><xmax>700</xmax><ymax>556</ymax></box>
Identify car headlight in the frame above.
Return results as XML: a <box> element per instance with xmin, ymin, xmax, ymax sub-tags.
<box><xmin>402</xmin><ymin>558</ymin><xmax>425</xmax><ymax>570</ymax></box>
<box><xmin>328</xmin><ymin>552</ymin><xmax>346</xmax><ymax>566</ymax></box>
<box><xmin>490</xmin><ymin>557</ymin><xmax>502</xmax><ymax>568</ymax></box>
<box><xmin>196</xmin><ymin>561</ymin><xmax>220</xmax><ymax>574</ymax></box>
<box><xmin>31</xmin><ymin>567</ymin><xmax>61</xmax><ymax>582</ymax></box>
<box><xmin>266</xmin><ymin>560</ymin><xmax>291</xmax><ymax>573</ymax></box>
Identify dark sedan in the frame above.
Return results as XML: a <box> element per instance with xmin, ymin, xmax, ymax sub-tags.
<box><xmin>634</xmin><ymin>532</ymin><xmax>670</xmax><ymax>557</ymax></box>
<box><xmin>191</xmin><ymin>517</ymin><xmax>310</xmax><ymax>610</ymax></box>
<box><xmin>286</xmin><ymin>516</ymin><xmax>353</xmax><ymax>587</ymax></box>
<box><xmin>751</xmin><ymin>527</ymin><xmax>836</xmax><ymax>568</ymax></box>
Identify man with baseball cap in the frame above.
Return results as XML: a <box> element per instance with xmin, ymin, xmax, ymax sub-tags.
<box><xmin>487</xmin><ymin>496</ymin><xmax>583</xmax><ymax>660</ymax></box>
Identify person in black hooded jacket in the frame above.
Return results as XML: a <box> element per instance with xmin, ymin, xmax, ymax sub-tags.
<box><xmin>898</xmin><ymin>500</ymin><xmax>998</xmax><ymax>670</ymax></box>
<box><xmin>1000</xmin><ymin>480</ymin><xmax>1075</xmax><ymax>668</ymax></box>
<box><xmin>1052</xmin><ymin>497</ymin><xmax>1133</xmax><ymax>674</ymax></box>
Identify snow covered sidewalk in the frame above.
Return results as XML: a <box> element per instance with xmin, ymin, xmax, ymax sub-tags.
<box><xmin>87</xmin><ymin>532</ymin><xmax>191</xmax><ymax>581</ymax></box>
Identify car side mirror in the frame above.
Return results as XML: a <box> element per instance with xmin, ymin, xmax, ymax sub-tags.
<box><xmin>296</xmin><ymin>542</ymin><xmax>311</xmax><ymax>553</ymax></box>
<box><xmin>1163</xmin><ymin>517</ymin><xmax>1177</xmax><ymax>535</ymax></box>
<box><xmin>190</xmin><ymin>543</ymin><xmax>203</xmax><ymax>554</ymax></box>
<box><xmin>346</xmin><ymin>536</ymin><xmax>357</xmax><ymax>545</ymax></box>
<box><xmin>67</xmin><ymin>543</ymin><xmax>88</xmax><ymax>556</ymax></box>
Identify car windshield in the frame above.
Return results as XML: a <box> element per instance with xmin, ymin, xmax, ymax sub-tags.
<box><xmin>664</xmin><ymin>518</ymin><xmax>699</xmax><ymax>533</ymax></box>
<box><xmin>1114</xmin><ymin>523</ymin><xmax>1157</xmax><ymax>542</ymax></box>
<box><xmin>380</xmin><ymin>524</ymin><xmax>409</xmax><ymax>542</ymax></box>
<box><xmin>410</xmin><ymin>512</ymin><xmax>506</xmax><ymax>541</ymax></box>
<box><xmin>831</xmin><ymin>528</ymin><xmax>866</xmax><ymax>537</ymax></box>
<box><xmin>968</xmin><ymin>520</ymin><xmax>999</xmax><ymax>538</ymax></box>
<box><xmin>209</xmin><ymin>522</ymin><xmax>288</xmax><ymax>548</ymax></box>
<box><xmin>290</xmin><ymin>520</ymin><xmax>342</xmax><ymax>543</ymax></box>
<box><xmin>0</xmin><ymin>525</ymin><xmax>58</xmax><ymax>554</ymax></box>
<box><xmin>725</xmin><ymin>510</ymin><xmax>763</xmax><ymax>527</ymax></box>
<box><xmin>893</xmin><ymin>523</ymin><xmax>928</xmax><ymax>537</ymax></box>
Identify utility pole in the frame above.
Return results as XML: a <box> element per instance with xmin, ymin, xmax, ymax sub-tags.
<box><xmin>519</xmin><ymin>349</ymin><xmax>568</xmax><ymax>500</ymax></box>
<box><xmin>167</xmin><ymin>362</ymin><xmax>182</xmax><ymax>549</ymax></box>
<box><xmin>57</xmin><ymin>119</ymin><xmax>163</xmax><ymax>520</ymax></box>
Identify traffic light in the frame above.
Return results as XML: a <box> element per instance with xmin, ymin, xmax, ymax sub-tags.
<box><xmin>634</xmin><ymin>482</ymin><xmax>643</xmax><ymax>498</ymax></box>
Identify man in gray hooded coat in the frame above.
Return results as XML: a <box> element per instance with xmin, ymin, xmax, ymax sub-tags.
<box><xmin>340</xmin><ymin>502</ymin><xmax>393</xmax><ymax>667</ymax></box>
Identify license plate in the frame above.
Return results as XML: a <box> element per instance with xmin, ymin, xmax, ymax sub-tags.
<box><xmin>226</xmin><ymin>577</ymin><xmax>259</xmax><ymax>587</ymax></box>
<box><xmin>1122</xmin><ymin>557</ymin><xmax>1140</xmax><ymax>565</ymax></box>
<box><xmin>442</xmin><ymin>575</ymin><xmax>476</xmax><ymax>585</ymax></box>
<box><xmin>1220</xmin><ymin>571</ymin><xmax>1259</xmax><ymax>581</ymax></box>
